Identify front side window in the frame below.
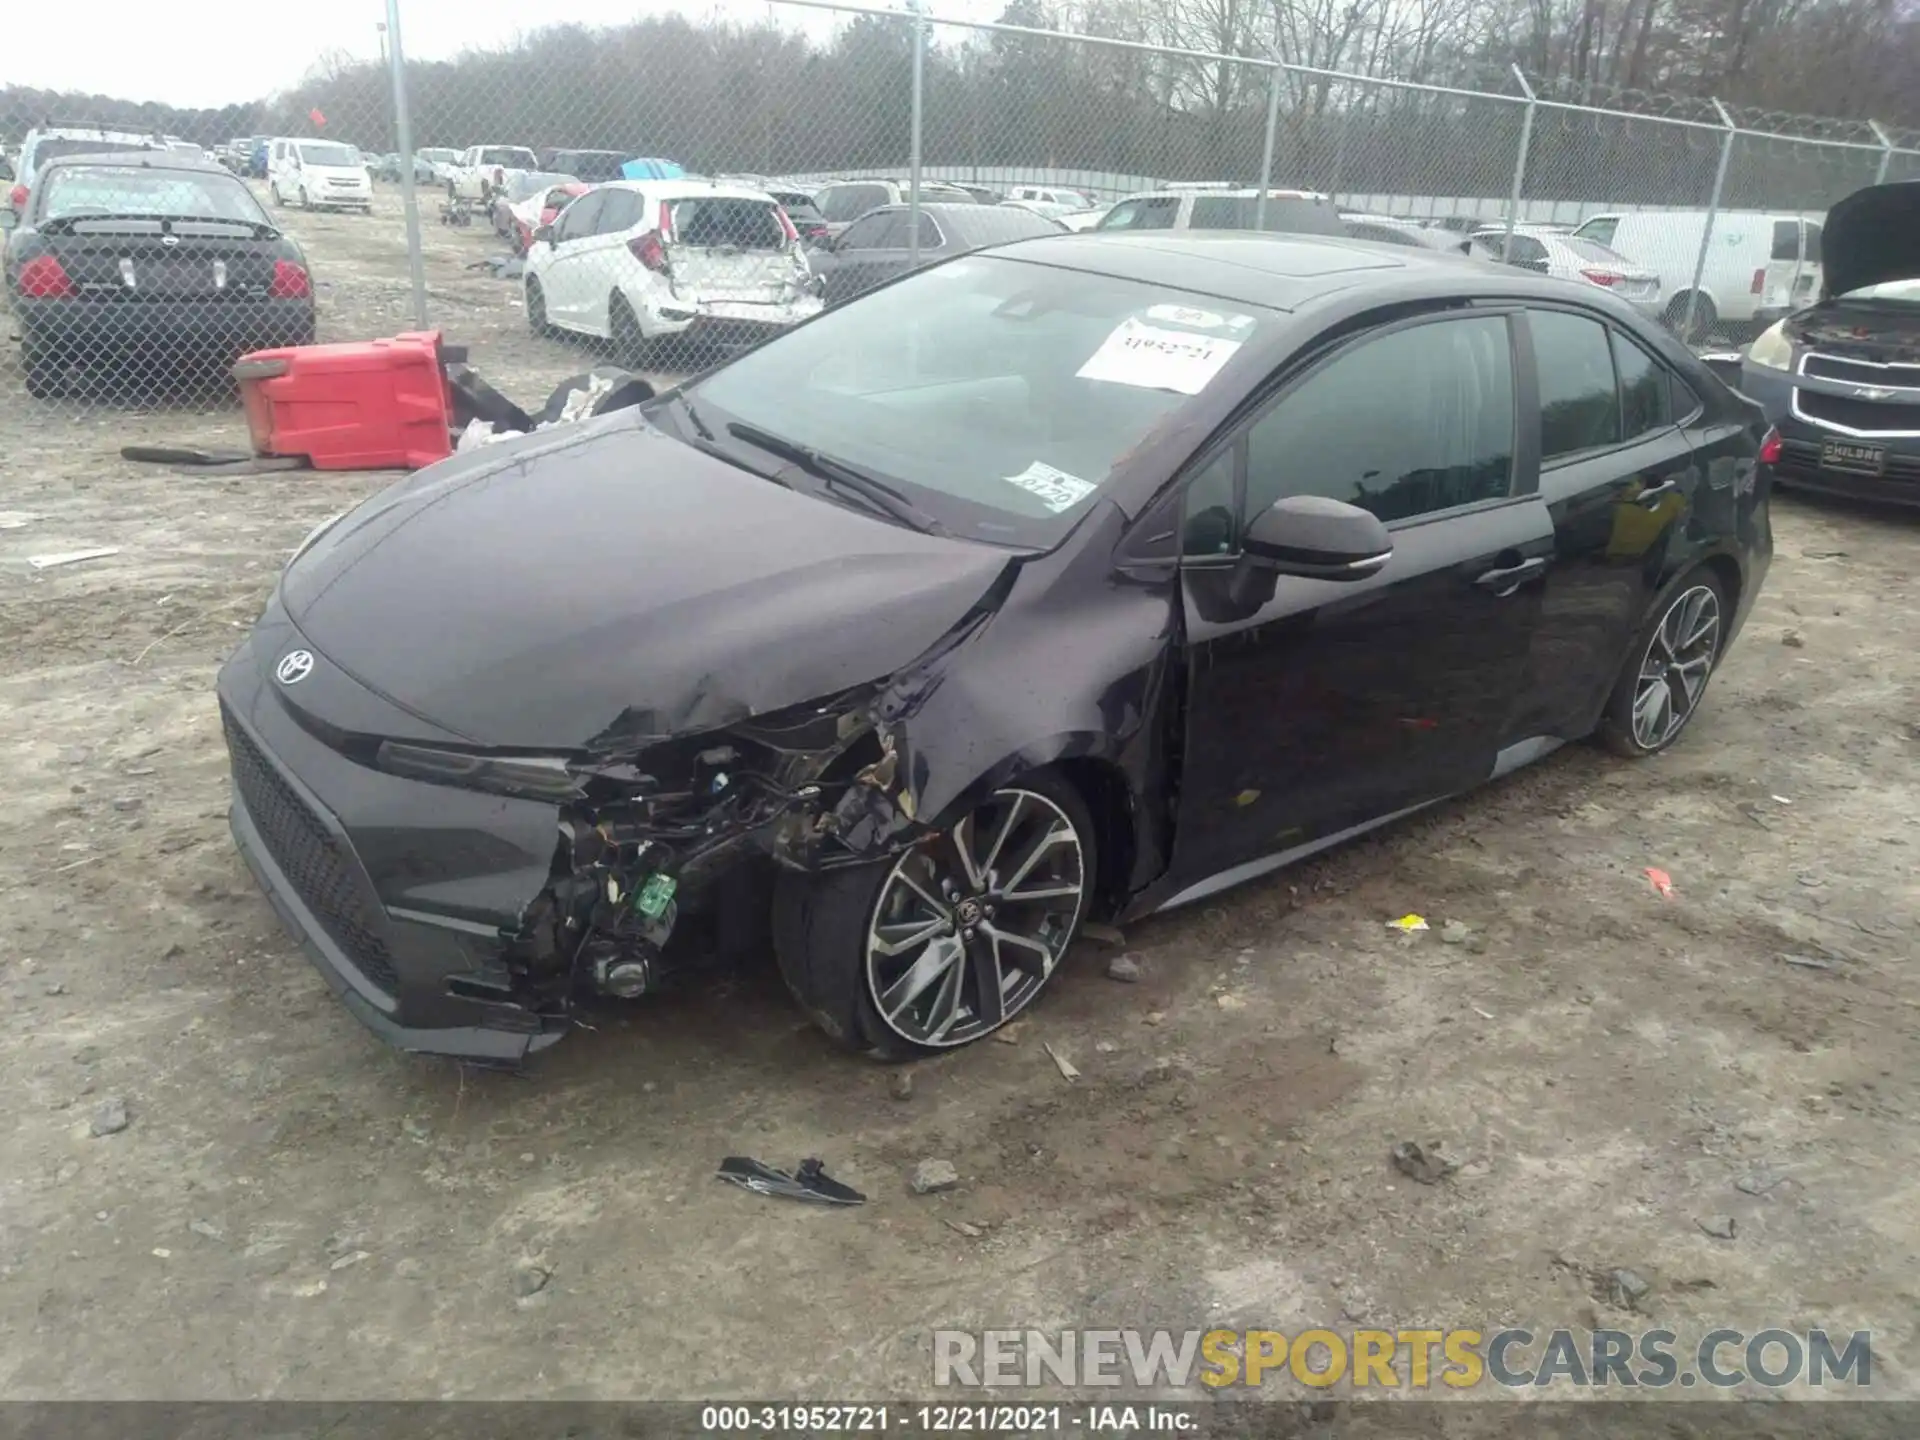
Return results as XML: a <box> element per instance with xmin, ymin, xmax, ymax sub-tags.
<box><xmin>838</xmin><ymin>211</ymin><xmax>902</xmax><ymax>249</ymax></box>
<box><xmin>553</xmin><ymin>190</ymin><xmax>604</xmax><ymax>241</ymax></box>
<box><xmin>820</xmin><ymin>184</ymin><xmax>889</xmax><ymax>222</ymax></box>
<box><xmin>1243</xmin><ymin>315</ymin><xmax>1515</xmax><ymax>525</ymax></box>
<box><xmin>1531</xmin><ymin>309</ymin><xmax>1621</xmax><ymax>458</ymax></box>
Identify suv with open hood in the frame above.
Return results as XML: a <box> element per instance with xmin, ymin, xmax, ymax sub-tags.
<box><xmin>1739</xmin><ymin>181</ymin><xmax>1920</xmax><ymax>507</ymax></box>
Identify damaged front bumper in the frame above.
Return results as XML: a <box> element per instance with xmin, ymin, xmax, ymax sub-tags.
<box><xmin>215</xmin><ymin>603</ymin><xmax>931</xmax><ymax>1062</ymax></box>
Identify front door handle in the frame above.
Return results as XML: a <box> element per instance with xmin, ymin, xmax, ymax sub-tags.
<box><xmin>1633</xmin><ymin>478</ymin><xmax>1681</xmax><ymax>508</ymax></box>
<box><xmin>1474</xmin><ymin>556</ymin><xmax>1548</xmax><ymax>597</ymax></box>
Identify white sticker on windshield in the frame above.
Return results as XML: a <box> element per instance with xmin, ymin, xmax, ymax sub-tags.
<box><xmin>1076</xmin><ymin>318</ymin><xmax>1243</xmax><ymax>395</ymax></box>
<box><xmin>1003</xmin><ymin>461</ymin><xmax>1097</xmax><ymax>514</ymax></box>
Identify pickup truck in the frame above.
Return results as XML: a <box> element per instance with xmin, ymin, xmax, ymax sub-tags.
<box><xmin>444</xmin><ymin>146</ymin><xmax>540</xmax><ymax>202</ymax></box>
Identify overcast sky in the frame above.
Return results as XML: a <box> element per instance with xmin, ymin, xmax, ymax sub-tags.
<box><xmin>4</xmin><ymin>0</ymin><xmax>1007</xmax><ymax>109</ymax></box>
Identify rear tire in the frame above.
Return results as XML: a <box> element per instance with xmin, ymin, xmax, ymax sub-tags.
<box><xmin>608</xmin><ymin>293</ymin><xmax>653</xmax><ymax>367</ymax></box>
<box><xmin>773</xmin><ymin>769</ymin><xmax>1096</xmax><ymax>1058</ymax></box>
<box><xmin>1663</xmin><ymin>293</ymin><xmax>1717</xmax><ymax>345</ymax></box>
<box><xmin>21</xmin><ymin>333</ymin><xmax>63</xmax><ymax>399</ymax></box>
<box><xmin>1596</xmin><ymin>571</ymin><xmax>1729</xmax><ymax>758</ymax></box>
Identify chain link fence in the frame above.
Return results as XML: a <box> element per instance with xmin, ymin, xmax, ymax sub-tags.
<box><xmin>5</xmin><ymin>0</ymin><xmax>1919</xmax><ymax>417</ymax></box>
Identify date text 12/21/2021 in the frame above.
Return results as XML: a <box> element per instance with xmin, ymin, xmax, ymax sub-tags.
<box><xmin>698</xmin><ymin>1405</ymin><xmax>1197</xmax><ymax>1433</ymax></box>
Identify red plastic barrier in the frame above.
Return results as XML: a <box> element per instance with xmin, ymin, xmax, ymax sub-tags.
<box><xmin>235</xmin><ymin>331</ymin><xmax>453</xmax><ymax>471</ymax></box>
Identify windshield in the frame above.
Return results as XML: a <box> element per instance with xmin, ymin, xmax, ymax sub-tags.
<box><xmin>38</xmin><ymin>165</ymin><xmax>268</xmax><ymax>224</ymax></box>
<box><xmin>298</xmin><ymin>143</ymin><xmax>358</xmax><ymax>167</ymax></box>
<box><xmin>689</xmin><ymin>254</ymin><xmax>1264</xmax><ymax>544</ymax></box>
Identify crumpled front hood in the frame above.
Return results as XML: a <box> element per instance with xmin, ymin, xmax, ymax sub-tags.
<box><xmin>281</xmin><ymin>410</ymin><xmax>1013</xmax><ymax>751</ymax></box>
<box><xmin>1822</xmin><ymin>181</ymin><xmax>1920</xmax><ymax>300</ymax></box>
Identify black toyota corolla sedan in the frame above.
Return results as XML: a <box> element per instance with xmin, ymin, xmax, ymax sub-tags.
<box><xmin>217</xmin><ymin>232</ymin><xmax>1771</xmax><ymax>1065</ymax></box>
<box><xmin>6</xmin><ymin>151</ymin><xmax>315</xmax><ymax>397</ymax></box>
<box><xmin>1738</xmin><ymin>180</ymin><xmax>1920</xmax><ymax>507</ymax></box>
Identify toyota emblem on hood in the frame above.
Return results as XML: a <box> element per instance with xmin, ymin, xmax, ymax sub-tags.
<box><xmin>275</xmin><ymin>650</ymin><xmax>315</xmax><ymax>685</ymax></box>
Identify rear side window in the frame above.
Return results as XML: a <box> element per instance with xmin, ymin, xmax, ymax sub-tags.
<box><xmin>1611</xmin><ymin>332</ymin><xmax>1673</xmax><ymax>438</ymax></box>
<box><xmin>671</xmin><ymin>197</ymin><xmax>786</xmax><ymax>249</ymax></box>
<box><xmin>1098</xmin><ymin>197</ymin><xmax>1179</xmax><ymax>231</ymax></box>
<box><xmin>1804</xmin><ymin>223</ymin><xmax>1823</xmax><ymax>264</ymax></box>
<box><xmin>1576</xmin><ymin>217</ymin><xmax>1618</xmax><ymax>248</ymax></box>
<box><xmin>1244</xmin><ymin>315</ymin><xmax>1515</xmax><ymax>524</ymax></box>
<box><xmin>597</xmin><ymin>189</ymin><xmax>644</xmax><ymax>234</ymax></box>
<box><xmin>1531</xmin><ymin>310</ymin><xmax>1621</xmax><ymax>458</ymax></box>
<box><xmin>1770</xmin><ymin>221</ymin><xmax>1799</xmax><ymax>262</ymax></box>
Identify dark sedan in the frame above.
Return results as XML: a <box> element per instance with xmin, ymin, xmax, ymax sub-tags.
<box><xmin>217</xmin><ymin>233</ymin><xmax>1769</xmax><ymax>1066</ymax></box>
<box><xmin>1738</xmin><ymin>181</ymin><xmax>1920</xmax><ymax>507</ymax></box>
<box><xmin>810</xmin><ymin>201</ymin><xmax>1063</xmax><ymax>304</ymax></box>
<box><xmin>7</xmin><ymin>152</ymin><xmax>315</xmax><ymax>398</ymax></box>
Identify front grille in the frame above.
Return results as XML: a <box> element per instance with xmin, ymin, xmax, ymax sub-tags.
<box><xmin>222</xmin><ymin>708</ymin><xmax>400</xmax><ymax>994</ymax></box>
<box><xmin>1799</xmin><ymin>391</ymin><xmax>1920</xmax><ymax>433</ymax></box>
<box><xmin>1804</xmin><ymin>353</ymin><xmax>1920</xmax><ymax>387</ymax></box>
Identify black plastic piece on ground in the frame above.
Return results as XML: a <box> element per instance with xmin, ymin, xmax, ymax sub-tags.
<box><xmin>716</xmin><ymin>1155</ymin><xmax>866</xmax><ymax>1206</ymax></box>
<box><xmin>536</xmin><ymin>367</ymin><xmax>656</xmax><ymax>427</ymax></box>
<box><xmin>123</xmin><ymin>444</ymin><xmax>255</xmax><ymax>466</ymax></box>
<box><xmin>444</xmin><ymin>361</ymin><xmax>534</xmax><ymax>434</ymax></box>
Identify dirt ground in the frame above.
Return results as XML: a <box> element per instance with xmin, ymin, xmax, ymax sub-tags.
<box><xmin>0</xmin><ymin>189</ymin><xmax>1916</xmax><ymax>1408</ymax></box>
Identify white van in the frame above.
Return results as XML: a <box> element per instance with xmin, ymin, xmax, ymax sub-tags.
<box><xmin>1570</xmin><ymin>210</ymin><xmax>1821</xmax><ymax>337</ymax></box>
<box><xmin>268</xmin><ymin>138</ymin><xmax>373</xmax><ymax>213</ymax></box>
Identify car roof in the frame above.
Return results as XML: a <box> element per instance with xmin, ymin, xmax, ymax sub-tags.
<box><xmin>986</xmin><ymin>230</ymin><xmax>1564</xmax><ymax>312</ymax></box>
<box><xmin>37</xmin><ymin>149</ymin><xmax>231</xmax><ymax>176</ymax></box>
<box><xmin>598</xmin><ymin>179</ymin><xmax>778</xmax><ymax>201</ymax></box>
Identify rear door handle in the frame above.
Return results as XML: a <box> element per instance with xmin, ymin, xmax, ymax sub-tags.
<box><xmin>1474</xmin><ymin>556</ymin><xmax>1548</xmax><ymax>597</ymax></box>
<box><xmin>1633</xmin><ymin>478</ymin><xmax>1681</xmax><ymax>508</ymax></box>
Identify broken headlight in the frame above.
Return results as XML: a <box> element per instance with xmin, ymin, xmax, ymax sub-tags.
<box><xmin>374</xmin><ymin>740</ymin><xmax>585</xmax><ymax>802</ymax></box>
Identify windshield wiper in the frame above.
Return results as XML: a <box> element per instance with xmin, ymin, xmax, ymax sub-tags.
<box><xmin>655</xmin><ymin>395</ymin><xmax>791</xmax><ymax>488</ymax></box>
<box><xmin>724</xmin><ymin>422</ymin><xmax>948</xmax><ymax>536</ymax></box>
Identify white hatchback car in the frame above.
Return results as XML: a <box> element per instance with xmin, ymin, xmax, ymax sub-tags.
<box><xmin>268</xmin><ymin>138</ymin><xmax>372</xmax><ymax>212</ymax></box>
<box><xmin>521</xmin><ymin>180</ymin><xmax>822</xmax><ymax>361</ymax></box>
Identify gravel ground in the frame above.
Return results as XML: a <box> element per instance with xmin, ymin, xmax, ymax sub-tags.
<box><xmin>1</xmin><ymin>188</ymin><xmax>1916</xmax><ymax>1406</ymax></box>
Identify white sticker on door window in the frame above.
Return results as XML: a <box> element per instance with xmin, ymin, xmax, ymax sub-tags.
<box><xmin>1003</xmin><ymin>461</ymin><xmax>1097</xmax><ymax>513</ymax></box>
<box><xmin>1076</xmin><ymin>317</ymin><xmax>1243</xmax><ymax>395</ymax></box>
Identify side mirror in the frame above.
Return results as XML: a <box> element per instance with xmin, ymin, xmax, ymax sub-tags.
<box><xmin>532</xmin><ymin>224</ymin><xmax>554</xmax><ymax>245</ymax></box>
<box><xmin>1242</xmin><ymin>495</ymin><xmax>1392</xmax><ymax>581</ymax></box>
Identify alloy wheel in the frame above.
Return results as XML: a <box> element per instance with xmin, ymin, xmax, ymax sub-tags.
<box><xmin>864</xmin><ymin>787</ymin><xmax>1086</xmax><ymax>1048</ymax></box>
<box><xmin>1631</xmin><ymin>583</ymin><xmax>1721</xmax><ymax>750</ymax></box>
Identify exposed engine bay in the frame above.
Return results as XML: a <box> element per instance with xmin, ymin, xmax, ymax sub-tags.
<box><xmin>501</xmin><ymin>691</ymin><xmax>919</xmax><ymax>1014</ymax></box>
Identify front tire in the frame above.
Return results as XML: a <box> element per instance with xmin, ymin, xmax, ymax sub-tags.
<box><xmin>525</xmin><ymin>277</ymin><xmax>552</xmax><ymax>337</ymax></box>
<box><xmin>1597</xmin><ymin>572</ymin><xmax>1728</xmax><ymax>758</ymax></box>
<box><xmin>269</xmin><ymin>183</ymin><xmax>282</xmax><ymax>206</ymax></box>
<box><xmin>774</xmin><ymin>771</ymin><xmax>1095</xmax><ymax>1056</ymax></box>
